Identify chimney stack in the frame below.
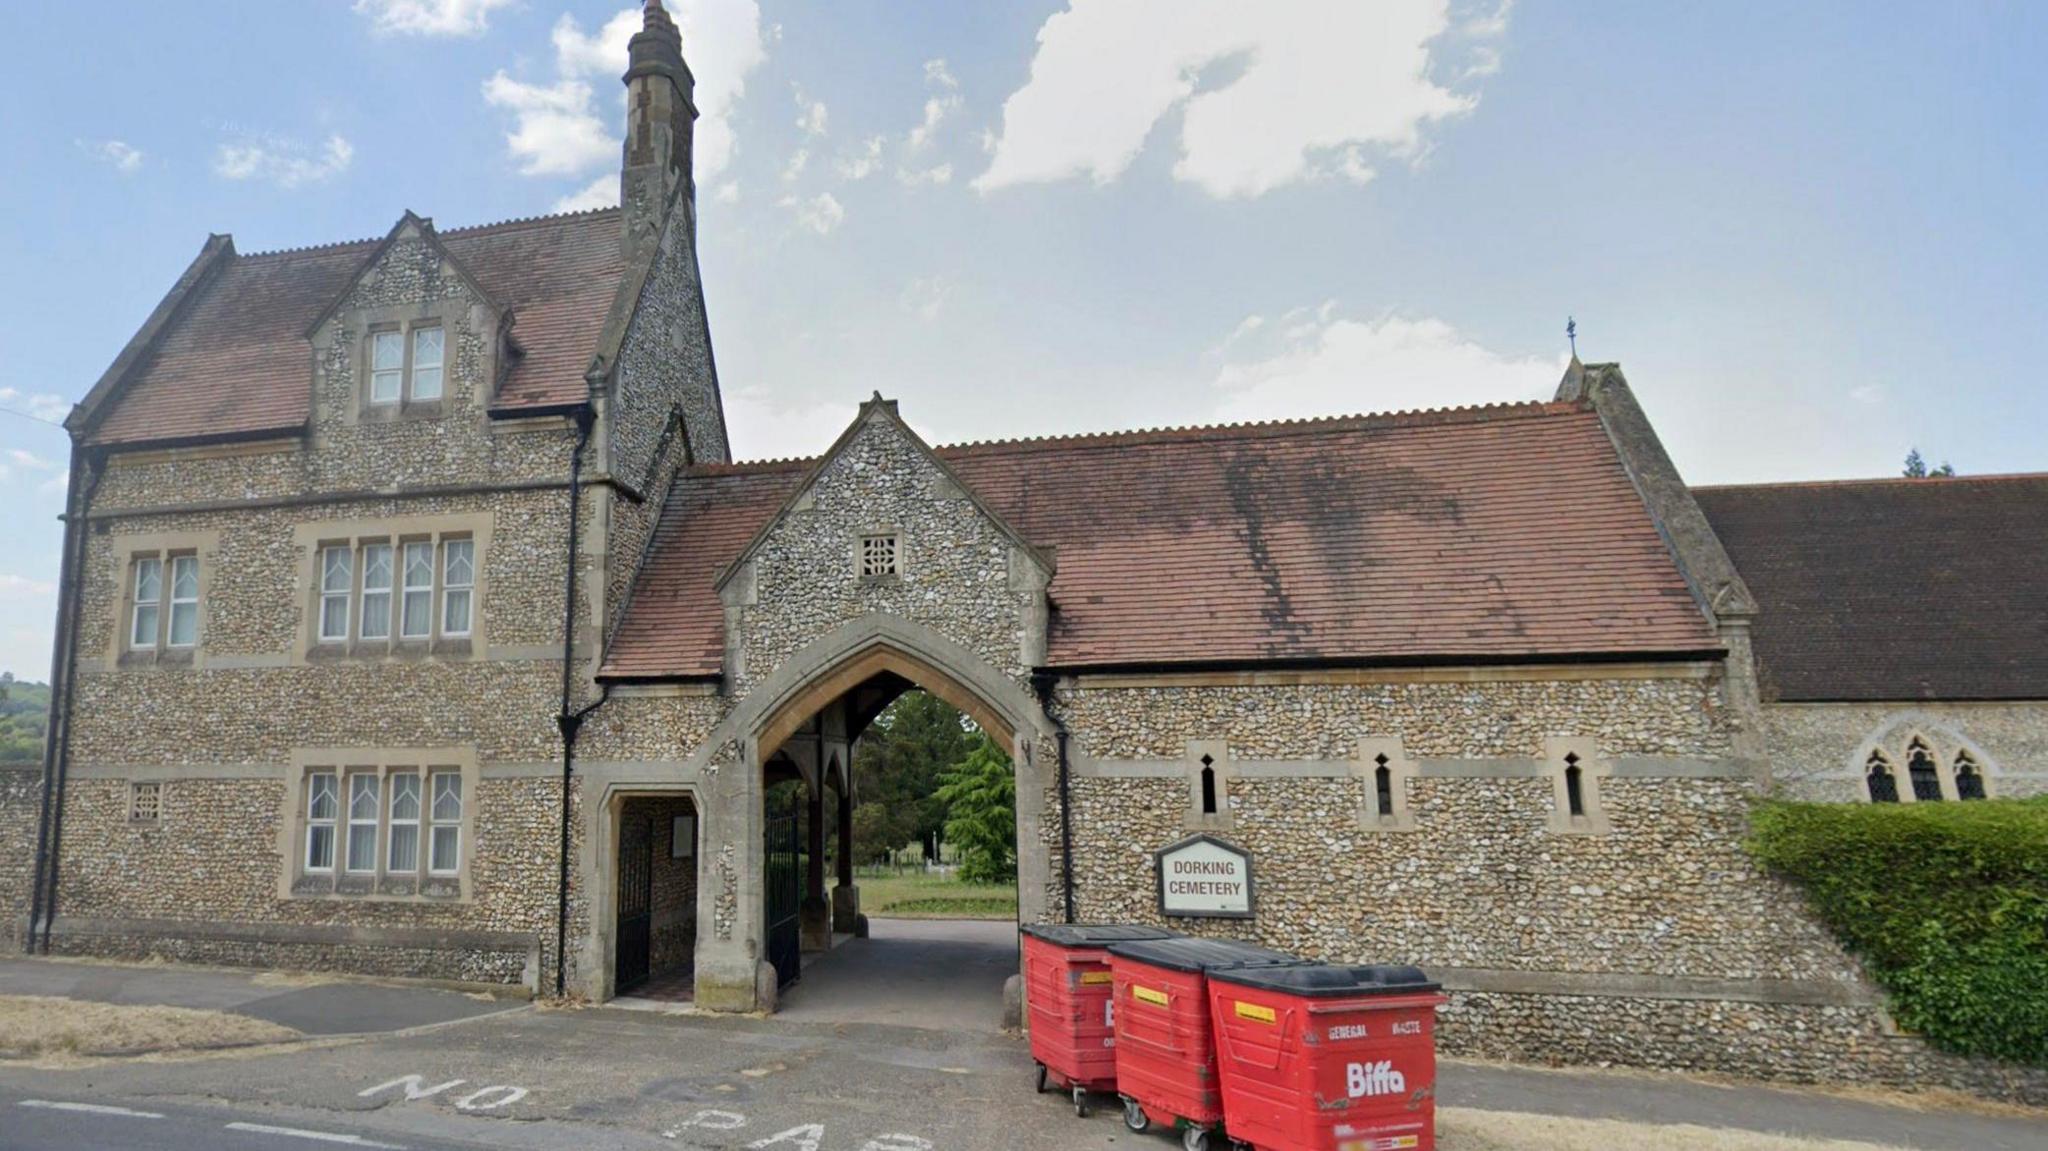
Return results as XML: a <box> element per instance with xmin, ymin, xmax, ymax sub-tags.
<box><xmin>621</xmin><ymin>0</ymin><xmax>697</xmax><ymax>258</ymax></box>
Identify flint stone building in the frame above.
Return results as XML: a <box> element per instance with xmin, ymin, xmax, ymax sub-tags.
<box><xmin>9</xmin><ymin>1</ymin><xmax>2046</xmax><ymax>1099</ymax></box>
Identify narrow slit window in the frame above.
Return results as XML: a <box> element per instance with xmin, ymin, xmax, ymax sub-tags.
<box><xmin>305</xmin><ymin>773</ymin><xmax>338</xmax><ymax>871</ymax></box>
<box><xmin>441</xmin><ymin>538</ymin><xmax>474</xmax><ymax>637</ymax></box>
<box><xmin>370</xmin><ymin>330</ymin><xmax>404</xmax><ymax>403</ymax></box>
<box><xmin>1199</xmin><ymin>754</ymin><xmax>1218</xmax><ymax>815</ymax></box>
<box><xmin>319</xmin><ymin>546</ymin><xmax>353</xmax><ymax>642</ymax></box>
<box><xmin>1906</xmin><ymin>739</ymin><xmax>1942</xmax><ymax>802</ymax></box>
<box><xmin>387</xmin><ymin>772</ymin><xmax>421</xmax><ymax>873</ymax></box>
<box><xmin>130</xmin><ymin>557</ymin><xmax>162</xmax><ymax>649</ymax></box>
<box><xmin>1373</xmin><ymin>753</ymin><xmax>1394</xmax><ymax>818</ymax></box>
<box><xmin>1564</xmin><ymin>752</ymin><xmax>1586</xmax><ymax>818</ymax></box>
<box><xmin>360</xmin><ymin>543</ymin><xmax>393</xmax><ymax>640</ymax></box>
<box><xmin>167</xmin><ymin>555</ymin><xmax>200</xmax><ymax>647</ymax></box>
<box><xmin>400</xmin><ymin>541</ymin><xmax>434</xmax><ymax>639</ymax></box>
<box><xmin>346</xmin><ymin>774</ymin><xmax>381</xmax><ymax>874</ymax></box>
<box><xmin>1866</xmin><ymin>752</ymin><xmax>1899</xmax><ymax>803</ymax></box>
<box><xmin>429</xmin><ymin>772</ymin><xmax>462</xmax><ymax>875</ymax></box>
<box><xmin>1954</xmin><ymin>753</ymin><xmax>1986</xmax><ymax>801</ymax></box>
<box><xmin>410</xmin><ymin>327</ymin><xmax>444</xmax><ymax>401</ymax></box>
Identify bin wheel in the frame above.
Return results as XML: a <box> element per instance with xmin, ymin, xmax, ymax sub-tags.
<box><xmin>1121</xmin><ymin>1098</ymin><xmax>1149</xmax><ymax>1133</ymax></box>
<box><xmin>1071</xmin><ymin>1084</ymin><xmax>1089</xmax><ymax>1118</ymax></box>
<box><xmin>1181</xmin><ymin>1127</ymin><xmax>1210</xmax><ymax>1151</ymax></box>
<box><xmin>1035</xmin><ymin>1064</ymin><xmax>1048</xmax><ymax>1094</ymax></box>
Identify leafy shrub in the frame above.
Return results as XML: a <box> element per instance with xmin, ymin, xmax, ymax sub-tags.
<box><xmin>1748</xmin><ymin>797</ymin><xmax>2048</xmax><ymax>1065</ymax></box>
<box><xmin>935</xmin><ymin>734</ymin><xmax>1017</xmax><ymax>885</ymax></box>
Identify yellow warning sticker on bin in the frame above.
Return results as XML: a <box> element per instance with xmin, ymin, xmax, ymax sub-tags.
<box><xmin>1079</xmin><ymin>971</ymin><xmax>1113</xmax><ymax>985</ymax></box>
<box><xmin>1233</xmin><ymin>1000</ymin><xmax>1277</xmax><ymax>1024</ymax></box>
<box><xmin>1132</xmin><ymin>985</ymin><xmax>1169</xmax><ymax>1006</ymax></box>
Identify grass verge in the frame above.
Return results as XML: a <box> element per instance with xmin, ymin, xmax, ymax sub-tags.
<box><xmin>0</xmin><ymin>994</ymin><xmax>299</xmax><ymax>1059</ymax></box>
<box><xmin>856</xmin><ymin>870</ymin><xmax>1018</xmax><ymax>920</ymax></box>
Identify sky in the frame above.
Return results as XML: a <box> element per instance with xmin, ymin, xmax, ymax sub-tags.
<box><xmin>1</xmin><ymin>0</ymin><xmax>2044</xmax><ymax>680</ymax></box>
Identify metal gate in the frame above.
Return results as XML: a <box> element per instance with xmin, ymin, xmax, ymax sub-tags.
<box><xmin>615</xmin><ymin>814</ymin><xmax>653</xmax><ymax>994</ymax></box>
<box><xmin>764</xmin><ymin>809</ymin><xmax>802</xmax><ymax>989</ymax></box>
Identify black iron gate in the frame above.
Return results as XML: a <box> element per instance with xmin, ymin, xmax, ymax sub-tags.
<box><xmin>765</xmin><ymin>809</ymin><xmax>802</xmax><ymax>990</ymax></box>
<box><xmin>615</xmin><ymin>814</ymin><xmax>653</xmax><ymax>994</ymax></box>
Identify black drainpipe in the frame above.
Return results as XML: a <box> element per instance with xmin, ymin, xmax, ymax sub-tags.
<box><xmin>30</xmin><ymin>449</ymin><xmax>102</xmax><ymax>954</ymax></box>
<box><xmin>553</xmin><ymin>405</ymin><xmax>610</xmax><ymax>997</ymax></box>
<box><xmin>1030</xmin><ymin>671</ymin><xmax>1077</xmax><ymax>924</ymax></box>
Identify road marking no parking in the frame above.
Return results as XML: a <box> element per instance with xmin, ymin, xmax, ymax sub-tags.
<box><xmin>18</xmin><ymin>1099</ymin><xmax>165</xmax><ymax>1119</ymax></box>
<box><xmin>225</xmin><ymin>1121</ymin><xmax>406</xmax><ymax>1148</ymax></box>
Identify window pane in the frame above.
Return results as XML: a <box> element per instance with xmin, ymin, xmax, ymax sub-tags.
<box><xmin>389</xmin><ymin>824</ymin><xmax>419</xmax><ymax>873</ymax></box>
<box><xmin>360</xmin><ymin>591</ymin><xmax>391</xmax><ymax>640</ymax></box>
<box><xmin>134</xmin><ymin>558</ymin><xmax>161</xmax><ymax>602</ymax></box>
<box><xmin>442</xmin><ymin>589</ymin><xmax>471</xmax><ymax>637</ymax></box>
<box><xmin>431</xmin><ymin>773</ymin><xmax>462</xmax><ymax>822</ymax></box>
<box><xmin>372</xmin><ymin>331</ymin><xmax>404</xmax><ymax>369</ymax></box>
<box><xmin>430</xmin><ymin>825</ymin><xmax>460</xmax><ymax>873</ymax></box>
<box><xmin>169</xmin><ymin>602</ymin><xmax>198</xmax><ymax>647</ymax></box>
<box><xmin>411</xmin><ymin>328</ymin><xmax>444</xmax><ymax>401</ymax></box>
<box><xmin>321</xmin><ymin>547</ymin><xmax>352</xmax><ymax>593</ymax></box>
<box><xmin>308</xmin><ymin>774</ymin><xmax>337</xmax><ymax>820</ymax></box>
<box><xmin>132</xmin><ymin>603</ymin><xmax>159</xmax><ymax>649</ymax></box>
<box><xmin>308</xmin><ymin>825</ymin><xmax>335</xmax><ymax>870</ymax></box>
<box><xmin>363</xmin><ymin>544</ymin><xmax>393</xmax><ymax>590</ymax></box>
<box><xmin>171</xmin><ymin>556</ymin><xmax>199</xmax><ymax>600</ymax></box>
<box><xmin>410</xmin><ymin>365</ymin><xmax>443</xmax><ymax>401</ymax></box>
<box><xmin>401</xmin><ymin>542</ymin><xmax>434</xmax><ymax>638</ymax></box>
<box><xmin>389</xmin><ymin>773</ymin><xmax>420</xmax><ymax>820</ymax></box>
<box><xmin>443</xmin><ymin>539</ymin><xmax>473</xmax><ymax>586</ymax></box>
<box><xmin>350</xmin><ymin>774</ymin><xmax>380</xmax><ymax>820</ymax></box>
<box><xmin>360</xmin><ymin>544</ymin><xmax>393</xmax><ymax>639</ymax></box>
<box><xmin>348</xmin><ymin>824</ymin><xmax>378</xmax><ymax>872</ymax></box>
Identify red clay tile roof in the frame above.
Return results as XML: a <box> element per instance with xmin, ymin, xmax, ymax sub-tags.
<box><xmin>86</xmin><ymin>209</ymin><xmax>625</xmax><ymax>446</ymax></box>
<box><xmin>602</xmin><ymin>402</ymin><xmax>1722</xmax><ymax>678</ymax></box>
<box><xmin>1695</xmin><ymin>474</ymin><xmax>2048</xmax><ymax>701</ymax></box>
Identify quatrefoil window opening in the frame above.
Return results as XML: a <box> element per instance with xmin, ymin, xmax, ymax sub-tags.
<box><xmin>859</xmin><ymin>533</ymin><xmax>900</xmax><ymax>578</ymax></box>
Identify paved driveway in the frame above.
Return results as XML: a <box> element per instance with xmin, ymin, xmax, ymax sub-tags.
<box><xmin>772</xmin><ymin>916</ymin><xmax>1018</xmax><ymax>1031</ymax></box>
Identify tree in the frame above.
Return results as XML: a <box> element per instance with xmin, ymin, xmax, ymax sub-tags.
<box><xmin>1903</xmin><ymin>448</ymin><xmax>1955</xmax><ymax>479</ymax></box>
<box><xmin>935</xmin><ymin>734</ymin><xmax>1017</xmax><ymax>884</ymax></box>
<box><xmin>851</xmin><ymin>691</ymin><xmax>977</xmax><ymax>861</ymax></box>
<box><xmin>0</xmin><ymin>677</ymin><xmax>51</xmax><ymax>764</ymax></box>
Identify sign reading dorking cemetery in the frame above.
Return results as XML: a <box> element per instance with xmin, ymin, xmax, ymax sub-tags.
<box><xmin>1155</xmin><ymin>834</ymin><xmax>1255</xmax><ymax>919</ymax></box>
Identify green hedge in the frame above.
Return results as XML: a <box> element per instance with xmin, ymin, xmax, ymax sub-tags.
<box><xmin>1747</xmin><ymin>796</ymin><xmax>2048</xmax><ymax>1065</ymax></box>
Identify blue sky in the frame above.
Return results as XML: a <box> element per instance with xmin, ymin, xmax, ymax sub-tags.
<box><xmin>1</xmin><ymin>0</ymin><xmax>2044</xmax><ymax>679</ymax></box>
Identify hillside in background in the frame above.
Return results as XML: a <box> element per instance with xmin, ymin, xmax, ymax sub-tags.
<box><xmin>0</xmin><ymin>675</ymin><xmax>49</xmax><ymax>764</ymax></box>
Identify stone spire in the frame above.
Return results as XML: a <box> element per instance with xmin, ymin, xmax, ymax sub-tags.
<box><xmin>621</xmin><ymin>0</ymin><xmax>698</xmax><ymax>258</ymax></box>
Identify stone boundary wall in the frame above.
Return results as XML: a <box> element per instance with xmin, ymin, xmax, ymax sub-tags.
<box><xmin>45</xmin><ymin>915</ymin><xmax>535</xmax><ymax>988</ymax></box>
<box><xmin>1</xmin><ymin>764</ymin><xmax>40</xmax><ymax>948</ymax></box>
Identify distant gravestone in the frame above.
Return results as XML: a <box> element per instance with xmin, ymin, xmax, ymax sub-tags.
<box><xmin>1155</xmin><ymin>834</ymin><xmax>1255</xmax><ymax>919</ymax></box>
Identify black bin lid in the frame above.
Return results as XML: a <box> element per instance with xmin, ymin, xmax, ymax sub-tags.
<box><xmin>1106</xmin><ymin>937</ymin><xmax>1301</xmax><ymax>974</ymax></box>
<box><xmin>1209</xmin><ymin>963</ymin><xmax>1440</xmax><ymax>997</ymax></box>
<box><xmin>1020</xmin><ymin>923</ymin><xmax>1179</xmax><ymax>947</ymax></box>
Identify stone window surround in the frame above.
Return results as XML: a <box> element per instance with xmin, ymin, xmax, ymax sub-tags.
<box><xmin>853</xmin><ymin>524</ymin><xmax>905</xmax><ymax>583</ymax></box>
<box><xmin>1182</xmin><ymin>739</ymin><xmax>1235</xmax><ymax>831</ymax></box>
<box><xmin>1854</xmin><ymin>727</ymin><xmax>1997</xmax><ymax>803</ymax></box>
<box><xmin>292</xmin><ymin>512</ymin><xmax>492</xmax><ymax>664</ymax></box>
<box><xmin>1355</xmin><ymin>737</ymin><xmax>1418</xmax><ymax>832</ymax></box>
<box><xmin>107</xmin><ymin>529</ymin><xmax>220</xmax><ymax>669</ymax></box>
<box><xmin>347</xmin><ymin>301</ymin><xmax>467</xmax><ymax>424</ymax></box>
<box><xmin>128</xmin><ymin>780</ymin><xmax>163</xmax><ymax>824</ymax></box>
<box><xmin>279</xmin><ymin>746</ymin><xmax>478</xmax><ymax>903</ymax></box>
<box><xmin>1179</xmin><ymin>738</ymin><xmax>1421</xmax><ymax>832</ymax></box>
<box><xmin>1544</xmin><ymin>736</ymin><xmax>1613</xmax><ymax>835</ymax></box>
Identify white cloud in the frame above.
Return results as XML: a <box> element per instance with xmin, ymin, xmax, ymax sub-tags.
<box><xmin>1210</xmin><ymin>307</ymin><xmax>1558</xmax><ymax>423</ymax></box>
<box><xmin>907</xmin><ymin>59</ymin><xmax>964</xmax><ymax>152</ymax></box>
<box><xmin>714</xmin><ymin>180</ymin><xmax>741</xmax><ymax>203</ymax></box>
<box><xmin>1849</xmin><ymin>384</ymin><xmax>1884</xmax><ymax>405</ymax></box>
<box><xmin>779</xmin><ymin>192</ymin><xmax>845</xmax><ymax>236</ymax></box>
<box><xmin>794</xmin><ymin>85</ymin><xmax>829</xmax><ymax>137</ymax></box>
<box><xmin>896</xmin><ymin>162</ymin><xmax>953</xmax><ymax>187</ymax></box>
<box><xmin>553</xmin><ymin>174</ymin><xmax>619</xmax><ymax>213</ymax></box>
<box><xmin>545</xmin><ymin>2</ymin><xmax>766</xmax><ymax>182</ymax></box>
<box><xmin>77</xmin><ymin>138</ymin><xmax>143</xmax><ymax>174</ymax></box>
<box><xmin>482</xmin><ymin>73</ymin><xmax>615</xmax><ymax>177</ymax></box>
<box><xmin>353</xmin><ymin>0</ymin><xmax>514</xmax><ymax>37</ymax></box>
<box><xmin>781</xmin><ymin>147</ymin><xmax>809</xmax><ymax>182</ymax></box>
<box><xmin>214</xmin><ymin>134</ymin><xmax>355</xmax><ymax>189</ymax></box>
<box><xmin>722</xmin><ymin>385</ymin><xmax>859</xmax><ymax>461</ymax></box>
<box><xmin>0</xmin><ymin>448</ymin><xmax>61</xmax><ymax>487</ymax></box>
<box><xmin>901</xmin><ymin>276</ymin><xmax>951</xmax><ymax>321</ymax></box>
<box><xmin>836</xmin><ymin>136</ymin><xmax>885</xmax><ymax>180</ymax></box>
<box><xmin>0</xmin><ymin>389</ymin><xmax>70</xmax><ymax>424</ymax></box>
<box><xmin>977</xmin><ymin>0</ymin><xmax>1503</xmax><ymax>198</ymax></box>
<box><xmin>0</xmin><ymin>574</ymin><xmax>58</xmax><ymax>680</ymax></box>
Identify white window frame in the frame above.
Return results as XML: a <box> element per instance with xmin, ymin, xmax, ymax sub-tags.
<box><xmin>167</xmin><ymin>555</ymin><xmax>200</xmax><ymax>648</ymax></box>
<box><xmin>410</xmin><ymin>326</ymin><xmax>444</xmax><ymax>401</ymax></box>
<box><xmin>441</xmin><ymin>538</ymin><xmax>473</xmax><ymax>638</ymax></box>
<box><xmin>387</xmin><ymin>771</ymin><xmax>422</xmax><ymax>874</ymax></box>
<box><xmin>369</xmin><ymin>329</ymin><xmax>404</xmax><ymax>405</ymax></box>
<box><xmin>429</xmin><ymin>771</ymin><xmax>462</xmax><ymax>876</ymax></box>
<box><xmin>400</xmin><ymin>541</ymin><xmax>435</xmax><ymax>640</ymax></box>
<box><xmin>345</xmin><ymin>773</ymin><xmax>381</xmax><ymax>874</ymax></box>
<box><xmin>130</xmin><ymin>556</ymin><xmax>162</xmax><ymax>649</ymax></box>
<box><xmin>318</xmin><ymin>546</ymin><xmax>353</xmax><ymax>642</ymax></box>
<box><xmin>360</xmin><ymin>542</ymin><xmax>393</xmax><ymax>641</ymax></box>
<box><xmin>305</xmin><ymin>773</ymin><xmax>338</xmax><ymax>872</ymax></box>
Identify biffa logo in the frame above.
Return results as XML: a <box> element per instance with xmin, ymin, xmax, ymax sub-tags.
<box><xmin>1345</xmin><ymin>1060</ymin><xmax>1406</xmax><ymax>1098</ymax></box>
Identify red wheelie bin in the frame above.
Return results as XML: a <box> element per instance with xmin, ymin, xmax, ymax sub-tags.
<box><xmin>1020</xmin><ymin>923</ymin><xmax>1178</xmax><ymax>1116</ymax></box>
<box><xmin>1207</xmin><ymin>963</ymin><xmax>1446</xmax><ymax>1151</ymax></box>
<box><xmin>1106</xmin><ymin>937</ymin><xmax>1303</xmax><ymax>1150</ymax></box>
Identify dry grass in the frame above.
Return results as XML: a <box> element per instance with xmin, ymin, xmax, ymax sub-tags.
<box><xmin>0</xmin><ymin>995</ymin><xmax>298</xmax><ymax>1060</ymax></box>
<box><xmin>1440</xmin><ymin>1108</ymin><xmax>1909</xmax><ymax>1151</ymax></box>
